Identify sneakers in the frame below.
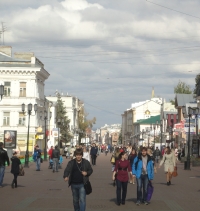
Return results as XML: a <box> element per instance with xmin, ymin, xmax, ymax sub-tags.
<box><xmin>136</xmin><ymin>201</ymin><xmax>141</xmax><ymax>206</ymax></box>
<box><xmin>144</xmin><ymin>201</ymin><xmax>149</xmax><ymax>205</ymax></box>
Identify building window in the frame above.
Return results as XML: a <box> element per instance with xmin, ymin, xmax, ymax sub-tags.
<box><xmin>4</xmin><ymin>82</ymin><xmax>11</xmax><ymax>96</ymax></box>
<box><xmin>19</xmin><ymin>112</ymin><xmax>26</xmax><ymax>126</ymax></box>
<box><xmin>3</xmin><ymin>112</ymin><xmax>10</xmax><ymax>126</ymax></box>
<box><xmin>19</xmin><ymin>82</ymin><xmax>26</xmax><ymax>97</ymax></box>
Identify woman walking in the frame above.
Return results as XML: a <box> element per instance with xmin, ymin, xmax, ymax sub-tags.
<box><xmin>128</xmin><ymin>148</ymin><xmax>137</xmax><ymax>184</ymax></box>
<box><xmin>159</xmin><ymin>147</ymin><xmax>176</xmax><ymax>186</ymax></box>
<box><xmin>112</xmin><ymin>152</ymin><xmax>132</xmax><ymax>206</ymax></box>
<box><xmin>11</xmin><ymin>151</ymin><xmax>21</xmax><ymax>188</ymax></box>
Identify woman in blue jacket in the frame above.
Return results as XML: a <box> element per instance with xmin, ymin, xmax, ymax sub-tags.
<box><xmin>132</xmin><ymin>147</ymin><xmax>154</xmax><ymax>205</ymax></box>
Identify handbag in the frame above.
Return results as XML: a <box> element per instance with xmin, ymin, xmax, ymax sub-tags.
<box><xmin>147</xmin><ymin>181</ymin><xmax>154</xmax><ymax>202</ymax></box>
<box><xmin>40</xmin><ymin>157</ymin><xmax>43</xmax><ymax>163</ymax></box>
<box><xmin>110</xmin><ymin>156</ymin><xmax>115</xmax><ymax>164</ymax></box>
<box><xmin>172</xmin><ymin>166</ymin><xmax>178</xmax><ymax>177</ymax></box>
<box><xmin>84</xmin><ymin>181</ymin><xmax>92</xmax><ymax>195</ymax></box>
<box><xmin>19</xmin><ymin>167</ymin><xmax>25</xmax><ymax>176</ymax></box>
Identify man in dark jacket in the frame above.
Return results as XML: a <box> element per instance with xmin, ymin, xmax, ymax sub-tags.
<box><xmin>52</xmin><ymin>145</ymin><xmax>60</xmax><ymax>173</ymax></box>
<box><xmin>64</xmin><ymin>148</ymin><xmax>93</xmax><ymax>211</ymax></box>
<box><xmin>90</xmin><ymin>143</ymin><xmax>98</xmax><ymax>165</ymax></box>
<box><xmin>0</xmin><ymin>142</ymin><xmax>10</xmax><ymax>187</ymax></box>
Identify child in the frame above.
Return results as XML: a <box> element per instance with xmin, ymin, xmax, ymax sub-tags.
<box><xmin>58</xmin><ymin>154</ymin><xmax>63</xmax><ymax>169</ymax></box>
<box><xmin>11</xmin><ymin>151</ymin><xmax>21</xmax><ymax>188</ymax></box>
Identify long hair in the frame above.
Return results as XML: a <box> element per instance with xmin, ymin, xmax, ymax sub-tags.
<box><xmin>166</xmin><ymin>146</ymin><xmax>171</xmax><ymax>155</ymax></box>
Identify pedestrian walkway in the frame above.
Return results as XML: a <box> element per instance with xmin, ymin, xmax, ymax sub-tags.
<box><xmin>1</xmin><ymin>154</ymin><xmax>200</xmax><ymax>211</ymax></box>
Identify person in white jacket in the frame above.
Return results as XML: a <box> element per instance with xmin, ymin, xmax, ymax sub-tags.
<box><xmin>83</xmin><ymin>147</ymin><xmax>90</xmax><ymax>162</ymax></box>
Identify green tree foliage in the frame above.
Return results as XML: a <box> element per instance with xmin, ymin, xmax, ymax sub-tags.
<box><xmin>174</xmin><ymin>80</ymin><xmax>192</xmax><ymax>94</ymax></box>
<box><xmin>194</xmin><ymin>74</ymin><xmax>200</xmax><ymax>95</ymax></box>
<box><xmin>78</xmin><ymin>107</ymin><xmax>96</xmax><ymax>144</ymax></box>
<box><xmin>170</xmin><ymin>80</ymin><xmax>192</xmax><ymax>105</ymax></box>
<box><xmin>56</xmin><ymin>93</ymin><xmax>71</xmax><ymax>145</ymax></box>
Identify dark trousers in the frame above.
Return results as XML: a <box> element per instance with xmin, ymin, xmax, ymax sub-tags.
<box><xmin>116</xmin><ymin>179</ymin><xmax>128</xmax><ymax>204</ymax></box>
<box><xmin>91</xmin><ymin>155</ymin><xmax>97</xmax><ymax>165</ymax></box>
<box><xmin>136</xmin><ymin>174</ymin><xmax>148</xmax><ymax>202</ymax></box>
<box><xmin>12</xmin><ymin>174</ymin><xmax>18</xmax><ymax>187</ymax></box>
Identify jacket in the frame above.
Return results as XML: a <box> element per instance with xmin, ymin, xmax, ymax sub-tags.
<box><xmin>63</xmin><ymin>158</ymin><xmax>93</xmax><ymax>186</ymax></box>
<box><xmin>132</xmin><ymin>154</ymin><xmax>154</xmax><ymax>180</ymax></box>
<box><xmin>90</xmin><ymin>147</ymin><xmax>98</xmax><ymax>155</ymax></box>
<box><xmin>52</xmin><ymin>148</ymin><xmax>60</xmax><ymax>159</ymax></box>
<box><xmin>11</xmin><ymin>156</ymin><xmax>21</xmax><ymax>174</ymax></box>
<box><xmin>0</xmin><ymin>148</ymin><xmax>10</xmax><ymax>166</ymax></box>
<box><xmin>33</xmin><ymin>149</ymin><xmax>42</xmax><ymax>162</ymax></box>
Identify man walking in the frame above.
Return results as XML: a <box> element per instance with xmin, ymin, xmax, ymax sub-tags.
<box><xmin>52</xmin><ymin>145</ymin><xmax>60</xmax><ymax>172</ymax></box>
<box><xmin>33</xmin><ymin>145</ymin><xmax>42</xmax><ymax>171</ymax></box>
<box><xmin>153</xmin><ymin>147</ymin><xmax>161</xmax><ymax>164</ymax></box>
<box><xmin>0</xmin><ymin>142</ymin><xmax>10</xmax><ymax>187</ymax></box>
<box><xmin>132</xmin><ymin>147</ymin><xmax>154</xmax><ymax>205</ymax></box>
<box><xmin>63</xmin><ymin>148</ymin><xmax>93</xmax><ymax>211</ymax></box>
<box><xmin>90</xmin><ymin>143</ymin><xmax>98</xmax><ymax>166</ymax></box>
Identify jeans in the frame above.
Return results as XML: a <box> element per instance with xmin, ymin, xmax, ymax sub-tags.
<box><xmin>116</xmin><ymin>179</ymin><xmax>128</xmax><ymax>204</ymax></box>
<box><xmin>136</xmin><ymin>174</ymin><xmax>149</xmax><ymax>202</ymax></box>
<box><xmin>71</xmin><ymin>183</ymin><xmax>86</xmax><ymax>211</ymax></box>
<box><xmin>53</xmin><ymin>158</ymin><xmax>59</xmax><ymax>171</ymax></box>
<box><xmin>91</xmin><ymin>155</ymin><xmax>96</xmax><ymax>165</ymax></box>
<box><xmin>36</xmin><ymin>158</ymin><xmax>41</xmax><ymax>170</ymax></box>
<box><xmin>0</xmin><ymin>166</ymin><xmax>5</xmax><ymax>186</ymax></box>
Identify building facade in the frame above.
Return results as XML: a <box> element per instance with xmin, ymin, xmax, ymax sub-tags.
<box><xmin>0</xmin><ymin>46</ymin><xmax>50</xmax><ymax>154</ymax></box>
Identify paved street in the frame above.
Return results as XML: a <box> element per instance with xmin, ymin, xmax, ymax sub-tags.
<box><xmin>1</xmin><ymin>154</ymin><xmax>200</xmax><ymax>211</ymax></box>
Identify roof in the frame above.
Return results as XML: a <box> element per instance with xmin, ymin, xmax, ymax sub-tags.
<box><xmin>175</xmin><ymin>94</ymin><xmax>195</xmax><ymax>108</ymax></box>
<box><xmin>0</xmin><ymin>53</ymin><xmax>30</xmax><ymax>62</ymax></box>
<box><xmin>135</xmin><ymin>115</ymin><xmax>160</xmax><ymax>125</ymax></box>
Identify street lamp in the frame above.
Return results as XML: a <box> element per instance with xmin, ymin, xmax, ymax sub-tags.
<box><xmin>0</xmin><ymin>84</ymin><xmax>4</xmax><ymax>101</ymax></box>
<box><xmin>160</xmin><ymin>120</ymin><xmax>163</xmax><ymax>151</ymax></box>
<box><xmin>153</xmin><ymin>121</ymin><xmax>159</xmax><ymax>149</ymax></box>
<box><xmin>182</xmin><ymin>106</ymin><xmax>193</xmax><ymax>170</ymax></box>
<box><xmin>22</xmin><ymin>103</ymin><xmax>37</xmax><ymax>167</ymax></box>
<box><xmin>40</xmin><ymin>110</ymin><xmax>52</xmax><ymax>161</ymax></box>
<box><xmin>194</xmin><ymin>108</ymin><xmax>200</xmax><ymax>156</ymax></box>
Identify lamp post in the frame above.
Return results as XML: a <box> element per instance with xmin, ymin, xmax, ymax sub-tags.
<box><xmin>194</xmin><ymin>108</ymin><xmax>200</xmax><ymax>156</ymax></box>
<box><xmin>0</xmin><ymin>84</ymin><xmax>4</xmax><ymax>101</ymax></box>
<box><xmin>40</xmin><ymin>110</ymin><xmax>52</xmax><ymax>161</ymax></box>
<box><xmin>22</xmin><ymin>103</ymin><xmax>37</xmax><ymax>168</ymax></box>
<box><xmin>160</xmin><ymin>120</ymin><xmax>163</xmax><ymax>151</ymax></box>
<box><xmin>153</xmin><ymin>121</ymin><xmax>159</xmax><ymax>149</ymax></box>
<box><xmin>141</xmin><ymin>129</ymin><xmax>145</xmax><ymax>146</ymax></box>
<box><xmin>182</xmin><ymin>106</ymin><xmax>193</xmax><ymax>170</ymax></box>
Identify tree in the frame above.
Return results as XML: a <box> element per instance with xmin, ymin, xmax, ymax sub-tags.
<box><xmin>78</xmin><ymin>107</ymin><xmax>96</xmax><ymax>144</ymax></box>
<box><xmin>174</xmin><ymin>80</ymin><xmax>192</xmax><ymax>94</ymax></box>
<box><xmin>56</xmin><ymin>93</ymin><xmax>71</xmax><ymax>146</ymax></box>
<box><xmin>194</xmin><ymin>74</ymin><xmax>200</xmax><ymax>96</ymax></box>
<box><xmin>170</xmin><ymin>80</ymin><xmax>192</xmax><ymax>104</ymax></box>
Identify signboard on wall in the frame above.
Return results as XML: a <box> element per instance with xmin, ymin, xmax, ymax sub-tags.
<box><xmin>4</xmin><ymin>130</ymin><xmax>17</xmax><ymax>148</ymax></box>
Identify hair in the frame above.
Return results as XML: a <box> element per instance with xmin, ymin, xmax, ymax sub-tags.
<box><xmin>166</xmin><ymin>146</ymin><xmax>171</xmax><ymax>154</ymax></box>
<box><xmin>0</xmin><ymin>142</ymin><xmax>3</xmax><ymax>148</ymax></box>
<box><xmin>74</xmin><ymin>148</ymin><xmax>83</xmax><ymax>156</ymax></box>
<box><xmin>119</xmin><ymin>152</ymin><xmax>126</xmax><ymax>159</ymax></box>
<box><xmin>141</xmin><ymin>147</ymin><xmax>147</xmax><ymax>152</ymax></box>
<box><xmin>13</xmin><ymin>151</ymin><xmax>17</xmax><ymax>155</ymax></box>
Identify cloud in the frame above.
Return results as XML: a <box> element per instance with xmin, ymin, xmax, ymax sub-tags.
<box><xmin>0</xmin><ymin>0</ymin><xmax>200</xmax><ymax>127</ymax></box>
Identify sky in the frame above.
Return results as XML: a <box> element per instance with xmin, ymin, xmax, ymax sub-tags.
<box><xmin>0</xmin><ymin>0</ymin><xmax>200</xmax><ymax>128</ymax></box>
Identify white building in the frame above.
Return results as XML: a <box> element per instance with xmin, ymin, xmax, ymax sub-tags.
<box><xmin>0</xmin><ymin>46</ymin><xmax>50</xmax><ymax>154</ymax></box>
<box><xmin>46</xmin><ymin>94</ymin><xmax>83</xmax><ymax>147</ymax></box>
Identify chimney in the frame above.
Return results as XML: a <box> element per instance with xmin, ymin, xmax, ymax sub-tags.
<box><xmin>0</xmin><ymin>46</ymin><xmax>12</xmax><ymax>57</ymax></box>
<box><xmin>14</xmin><ymin>52</ymin><xmax>34</xmax><ymax>60</ymax></box>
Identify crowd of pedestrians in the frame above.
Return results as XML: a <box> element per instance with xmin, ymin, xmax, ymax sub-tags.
<box><xmin>0</xmin><ymin>140</ymin><xmax>179</xmax><ymax>211</ymax></box>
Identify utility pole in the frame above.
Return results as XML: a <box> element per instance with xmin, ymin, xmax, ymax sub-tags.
<box><xmin>160</xmin><ymin>98</ymin><xmax>164</xmax><ymax>151</ymax></box>
<box><xmin>1</xmin><ymin>22</ymin><xmax>8</xmax><ymax>45</ymax></box>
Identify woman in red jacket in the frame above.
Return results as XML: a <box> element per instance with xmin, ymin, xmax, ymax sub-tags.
<box><xmin>112</xmin><ymin>152</ymin><xmax>132</xmax><ymax>206</ymax></box>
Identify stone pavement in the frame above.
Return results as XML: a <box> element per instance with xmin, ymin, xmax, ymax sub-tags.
<box><xmin>1</xmin><ymin>153</ymin><xmax>200</xmax><ymax>211</ymax></box>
